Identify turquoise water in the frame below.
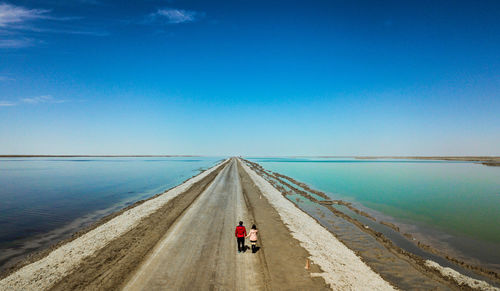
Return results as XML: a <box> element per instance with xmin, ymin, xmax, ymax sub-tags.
<box><xmin>0</xmin><ymin>157</ymin><xmax>221</xmax><ymax>268</ymax></box>
<box><xmin>249</xmin><ymin>157</ymin><xmax>500</xmax><ymax>267</ymax></box>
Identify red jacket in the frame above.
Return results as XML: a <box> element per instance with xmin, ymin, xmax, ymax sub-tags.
<box><xmin>235</xmin><ymin>225</ymin><xmax>247</xmax><ymax>238</ymax></box>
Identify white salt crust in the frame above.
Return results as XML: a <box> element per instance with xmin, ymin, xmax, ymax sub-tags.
<box><xmin>425</xmin><ymin>260</ymin><xmax>499</xmax><ymax>291</ymax></box>
<box><xmin>240</xmin><ymin>160</ymin><xmax>395</xmax><ymax>291</ymax></box>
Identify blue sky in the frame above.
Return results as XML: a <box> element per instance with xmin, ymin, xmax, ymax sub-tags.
<box><xmin>0</xmin><ymin>0</ymin><xmax>499</xmax><ymax>156</ymax></box>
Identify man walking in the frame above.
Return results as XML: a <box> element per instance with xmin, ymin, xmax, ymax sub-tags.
<box><xmin>235</xmin><ymin>221</ymin><xmax>247</xmax><ymax>253</ymax></box>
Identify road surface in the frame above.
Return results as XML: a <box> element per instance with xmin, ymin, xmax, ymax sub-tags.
<box><xmin>124</xmin><ymin>159</ymin><xmax>266</xmax><ymax>290</ymax></box>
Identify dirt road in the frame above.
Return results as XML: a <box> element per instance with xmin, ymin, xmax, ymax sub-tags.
<box><xmin>124</xmin><ymin>158</ymin><xmax>330</xmax><ymax>290</ymax></box>
<box><xmin>2</xmin><ymin>158</ymin><xmax>329</xmax><ymax>290</ymax></box>
<box><xmin>124</xmin><ymin>159</ymin><xmax>263</xmax><ymax>290</ymax></box>
<box><xmin>2</xmin><ymin>157</ymin><xmax>492</xmax><ymax>290</ymax></box>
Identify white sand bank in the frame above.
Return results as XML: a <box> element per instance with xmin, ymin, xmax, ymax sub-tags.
<box><xmin>240</xmin><ymin>159</ymin><xmax>395</xmax><ymax>291</ymax></box>
<box><xmin>425</xmin><ymin>260</ymin><xmax>499</xmax><ymax>291</ymax></box>
<box><xmin>0</xmin><ymin>160</ymin><xmax>225</xmax><ymax>291</ymax></box>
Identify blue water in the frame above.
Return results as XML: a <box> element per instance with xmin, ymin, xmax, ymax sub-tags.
<box><xmin>0</xmin><ymin>157</ymin><xmax>221</xmax><ymax>268</ymax></box>
<box><xmin>249</xmin><ymin>157</ymin><xmax>500</xmax><ymax>270</ymax></box>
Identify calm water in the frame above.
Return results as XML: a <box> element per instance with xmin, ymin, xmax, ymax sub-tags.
<box><xmin>0</xmin><ymin>157</ymin><xmax>221</xmax><ymax>268</ymax></box>
<box><xmin>249</xmin><ymin>157</ymin><xmax>500</xmax><ymax>269</ymax></box>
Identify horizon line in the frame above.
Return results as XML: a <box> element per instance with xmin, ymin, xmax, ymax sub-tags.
<box><xmin>1</xmin><ymin>155</ymin><xmax>499</xmax><ymax>158</ymax></box>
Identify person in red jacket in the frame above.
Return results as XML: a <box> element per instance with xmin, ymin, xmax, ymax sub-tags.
<box><xmin>235</xmin><ymin>221</ymin><xmax>247</xmax><ymax>253</ymax></box>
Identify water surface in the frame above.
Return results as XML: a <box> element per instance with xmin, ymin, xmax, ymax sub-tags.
<box><xmin>249</xmin><ymin>157</ymin><xmax>500</xmax><ymax>271</ymax></box>
<box><xmin>0</xmin><ymin>157</ymin><xmax>221</xmax><ymax>269</ymax></box>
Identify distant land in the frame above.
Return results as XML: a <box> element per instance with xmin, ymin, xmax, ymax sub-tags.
<box><xmin>279</xmin><ymin>156</ymin><xmax>500</xmax><ymax>167</ymax></box>
<box><xmin>0</xmin><ymin>155</ymin><xmax>200</xmax><ymax>158</ymax></box>
<box><xmin>1</xmin><ymin>155</ymin><xmax>499</xmax><ymax>166</ymax></box>
<box><xmin>354</xmin><ymin>156</ymin><xmax>500</xmax><ymax>167</ymax></box>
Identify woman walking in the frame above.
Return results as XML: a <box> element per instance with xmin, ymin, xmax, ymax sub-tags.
<box><xmin>246</xmin><ymin>224</ymin><xmax>259</xmax><ymax>253</ymax></box>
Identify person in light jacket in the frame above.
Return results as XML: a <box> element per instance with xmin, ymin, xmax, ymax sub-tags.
<box><xmin>246</xmin><ymin>224</ymin><xmax>259</xmax><ymax>253</ymax></box>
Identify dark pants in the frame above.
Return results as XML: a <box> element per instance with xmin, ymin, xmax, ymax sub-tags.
<box><xmin>250</xmin><ymin>241</ymin><xmax>257</xmax><ymax>253</ymax></box>
<box><xmin>237</xmin><ymin>237</ymin><xmax>245</xmax><ymax>251</ymax></box>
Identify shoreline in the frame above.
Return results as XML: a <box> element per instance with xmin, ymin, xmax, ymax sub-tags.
<box><xmin>0</xmin><ymin>158</ymin><xmax>225</xmax><ymax>273</ymax></box>
<box><xmin>123</xmin><ymin>159</ymin><xmax>332</xmax><ymax>290</ymax></box>
<box><xmin>2</xmin><ymin>158</ymin><xmax>335</xmax><ymax>290</ymax></box>
<box><xmin>354</xmin><ymin>156</ymin><xmax>500</xmax><ymax>167</ymax></box>
<box><xmin>0</xmin><ymin>159</ymin><xmax>228</xmax><ymax>289</ymax></box>
<box><xmin>0</xmin><ymin>183</ymin><xmax>168</xmax><ymax>273</ymax></box>
<box><xmin>245</xmin><ymin>160</ymin><xmax>500</xmax><ymax>288</ymax></box>
<box><xmin>274</xmin><ymin>169</ymin><xmax>500</xmax><ymax>277</ymax></box>
<box><xmin>239</xmin><ymin>159</ymin><xmax>396</xmax><ymax>290</ymax></box>
<box><xmin>1</xmin><ymin>157</ymin><xmax>497</xmax><ymax>290</ymax></box>
<box><xmin>3</xmin><ymin>155</ymin><xmax>498</xmax><ymax>167</ymax></box>
<box><xmin>241</xmin><ymin>158</ymin><xmax>500</xmax><ymax>290</ymax></box>
<box><xmin>243</xmin><ymin>156</ymin><xmax>500</xmax><ymax>167</ymax></box>
<box><xmin>0</xmin><ymin>155</ymin><xmax>202</xmax><ymax>158</ymax></box>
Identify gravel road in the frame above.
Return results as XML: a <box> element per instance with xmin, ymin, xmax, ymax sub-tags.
<box><xmin>124</xmin><ymin>159</ymin><xmax>266</xmax><ymax>290</ymax></box>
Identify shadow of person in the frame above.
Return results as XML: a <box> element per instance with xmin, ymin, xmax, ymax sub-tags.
<box><xmin>242</xmin><ymin>245</ymin><xmax>249</xmax><ymax>252</ymax></box>
<box><xmin>254</xmin><ymin>246</ymin><xmax>261</xmax><ymax>253</ymax></box>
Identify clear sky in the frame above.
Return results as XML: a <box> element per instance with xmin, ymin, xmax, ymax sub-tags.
<box><xmin>1</xmin><ymin>0</ymin><xmax>499</xmax><ymax>156</ymax></box>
